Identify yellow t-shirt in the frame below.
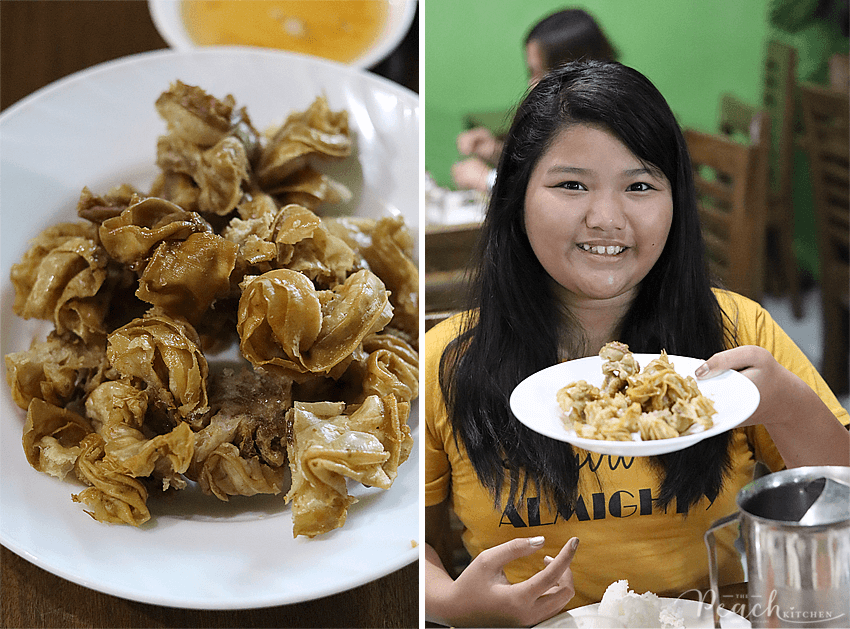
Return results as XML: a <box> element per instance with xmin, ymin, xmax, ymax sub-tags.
<box><xmin>424</xmin><ymin>290</ymin><xmax>849</xmax><ymax>609</ymax></box>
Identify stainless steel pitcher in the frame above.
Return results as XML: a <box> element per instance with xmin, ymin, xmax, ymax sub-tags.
<box><xmin>704</xmin><ymin>466</ymin><xmax>850</xmax><ymax>628</ymax></box>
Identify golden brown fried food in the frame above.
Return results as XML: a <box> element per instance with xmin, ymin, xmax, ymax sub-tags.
<box><xmin>557</xmin><ymin>343</ymin><xmax>716</xmax><ymax>442</ymax></box>
<box><xmin>6</xmin><ymin>82</ymin><xmax>417</xmax><ymax>537</ymax></box>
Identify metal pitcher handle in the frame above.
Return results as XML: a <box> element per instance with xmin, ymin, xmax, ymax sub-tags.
<box><xmin>704</xmin><ymin>512</ymin><xmax>741</xmax><ymax>629</ymax></box>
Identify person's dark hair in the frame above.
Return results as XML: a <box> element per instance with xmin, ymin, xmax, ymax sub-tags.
<box><xmin>439</xmin><ymin>60</ymin><xmax>737</xmax><ymax>520</ymax></box>
<box><xmin>525</xmin><ymin>8</ymin><xmax>619</xmax><ymax>70</ymax></box>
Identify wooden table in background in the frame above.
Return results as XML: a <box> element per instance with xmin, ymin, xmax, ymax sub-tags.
<box><xmin>0</xmin><ymin>2</ymin><xmax>419</xmax><ymax>627</ymax></box>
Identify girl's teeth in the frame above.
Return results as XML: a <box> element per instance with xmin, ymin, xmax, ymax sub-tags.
<box><xmin>580</xmin><ymin>244</ymin><xmax>625</xmax><ymax>255</ymax></box>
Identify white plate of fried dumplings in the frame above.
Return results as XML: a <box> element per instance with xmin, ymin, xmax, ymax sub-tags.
<box><xmin>510</xmin><ymin>346</ymin><xmax>760</xmax><ymax>457</ymax></box>
<box><xmin>0</xmin><ymin>48</ymin><xmax>418</xmax><ymax>609</ymax></box>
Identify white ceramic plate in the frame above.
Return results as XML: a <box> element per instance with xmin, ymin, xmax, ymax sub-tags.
<box><xmin>535</xmin><ymin>598</ymin><xmax>751</xmax><ymax>628</ymax></box>
<box><xmin>510</xmin><ymin>354</ymin><xmax>760</xmax><ymax>457</ymax></box>
<box><xmin>0</xmin><ymin>48</ymin><xmax>419</xmax><ymax>609</ymax></box>
<box><xmin>149</xmin><ymin>0</ymin><xmax>417</xmax><ymax>69</ymax></box>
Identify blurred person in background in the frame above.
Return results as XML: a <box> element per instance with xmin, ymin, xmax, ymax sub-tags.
<box><xmin>451</xmin><ymin>7</ymin><xmax>618</xmax><ymax>192</ymax></box>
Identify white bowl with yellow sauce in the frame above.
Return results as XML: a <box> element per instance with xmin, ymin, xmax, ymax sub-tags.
<box><xmin>149</xmin><ymin>0</ymin><xmax>417</xmax><ymax>68</ymax></box>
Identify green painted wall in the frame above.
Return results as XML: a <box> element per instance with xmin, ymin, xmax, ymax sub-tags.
<box><xmin>423</xmin><ymin>0</ymin><xmax>848</xmax><ymax>278</ymax></box>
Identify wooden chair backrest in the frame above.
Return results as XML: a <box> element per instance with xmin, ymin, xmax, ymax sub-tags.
<box><xmin>762</xmin><ymin>40</ymin><xmax>798</xmax><ymax>198</ymax></box>
<box><xmin>800</xmin><ymin>83</ymin><xmax>849</xmax><ymax>300</ymax></box>
<box><xmin>685</xmin><ymin>128</ymin><xmax>765</xmax><ymax>300</ymax></box>
<box><xmin>719</xmin><ymin>93</ymin><xmax>772</xmax><ymax>232</ymax></box>
<box><xmin>425</xmin><ymin>223</ymin><xmax>480</xmax><ymax>314</ymax></box>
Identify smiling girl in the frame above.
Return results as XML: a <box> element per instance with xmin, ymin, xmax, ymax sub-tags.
<box><xmin>424</xmin><ymin>60</ymin><xmax>849</xmax><ymax>627</ymax></box>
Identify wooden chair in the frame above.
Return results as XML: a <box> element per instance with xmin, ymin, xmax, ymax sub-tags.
<box><xmin>718</xmin><ymin>93</ymin><xmax>772</xmax><ymax>301</ymax></box>
<box><xmin>799</xmin><ymin>82</ymin><xmax>849</xmax><ymax>394</ymax></box>
<box><xmin>685</xmin><ymin>128</ymin><xmax>767</xmax><ymax>301</ymax></box>
<box><xmin>425</xmin><ymin>222</ymin><xmax>480</xmax><ymax>318</ymax></box>
<box><xmin>761</xmin><ymin>40</ymin><xmax>803</xmax><ymax>317</ymax></box>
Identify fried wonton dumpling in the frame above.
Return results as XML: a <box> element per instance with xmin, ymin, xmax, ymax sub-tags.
<box><xmin>156</xmin><ymin>134</ymin><xmax>251</xmax><ymax>216</ymax></box>
<box><xmin>187</xmin><ymin>366</ymin><xmax>292</xmax><ymax>499</ymax></box>
<box><xmin>5</xmin><ymin>333</ymin><xmax>111</xmax><ymax>411</ymax></box>
<box><xmin>238</xmin><ymin>268</ymin><xmax>392</xmax><ymax>380</ymax></box>
<box><xmin>10</xmin><ymin>222</ymin><xmax>109</xmax><ymax>342</ymax></box>
<box><xmin>638</xmin><ymin>410</ymin><xmax>681</xmax><ymax>441</ymax></box>
<box><xmin>285</xmin><ymin>395</ymin><xmax>407</xmax><ymax>537</ymax></box>
<box><xmin>148</xmin><ymin>171</ymin><xmax>201</xmax><ymax>213</ymax></box>
<box><xmin>136</xmin><ymin>231</ymin><xmax>239</xmax><ymax>323</ymax></box>
<box><xmin>357</xmin><ymin>333</ymin><xmax>419</xmax><ymax>403</ymax></box>
<box><xmin>257</xmin><ymin>95</ymin><xmax>351</xmax><ymax>188</ymax></box>
<box><xmin>107</xmin><ymin>313</ymin><xmax>209</xmax><ymax>422</ymax></box>
<box><xmin>99</xmin><ymin>421</ymin><xmax>194</xmax><ymax>491</ymax></box>
<box><xmin>266</xmin><ymin>165</ymin><xmax>352</xmax><ymax>211</ymax></box>
<box><xmin>272</xmin><ymin>204</ymin><xmax>355</xmax><ymax>286</ymax></box>
<box><xmin>98</xmin><ymin>196</ymin><xmax>212</xmax><ymax>264</ymax></box>
<box><xmin>85</xmin><ymin>380</ymin><xmax>148</xmax><ymax>431</ymax></box>
<box><xmin>76</xmin><ymin>184</ymin><xmax>141</xmax><ymax>224</ymax></box>
<box><xmin>155</xmin><ymin>80</ymin><xmax>237</xmax><ymax>148</ymax></box>
<box><xmin>72</xmin><ymin>433</ymin><xmax>150</xmax><ymax>526</ymax></box>
<box><xmin>22</xmin><ymin>398</ymin><xmax>93</xmax><ymax>479</ymax></box>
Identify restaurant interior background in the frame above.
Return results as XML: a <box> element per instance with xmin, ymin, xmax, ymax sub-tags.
<box><xmin>424</xmin><ymin>0</ymin><xmax>849</xmax><ymax>404</ymax></box>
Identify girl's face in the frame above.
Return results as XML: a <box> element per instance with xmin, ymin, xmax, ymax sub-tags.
<box><xmin>525</xmin><ymin>40</ymin><xmax>546</xmax><ymax>86</ymax></box>
<box><xmin>523</xmin><ymin>123</ymin><xmax>673</xmax><ymax>306</ymax></box>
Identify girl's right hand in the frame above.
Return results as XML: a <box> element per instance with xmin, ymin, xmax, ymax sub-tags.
<box><xmin>443</xmin><ymin>536</ymin><xmax>579</xmax><ymax>627</ymax></box>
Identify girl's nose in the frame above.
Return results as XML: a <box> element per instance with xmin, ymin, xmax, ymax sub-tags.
<box><xmin>584</xmin><ymin>191</ymin><xmax>626</xmax><ymax>229</ymax></box>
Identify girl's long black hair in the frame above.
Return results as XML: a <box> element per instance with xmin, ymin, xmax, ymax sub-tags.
<box><xmin>439</xmin><ymin>61</ymin><xmax>737</xmax><ymax>518</ymax></box>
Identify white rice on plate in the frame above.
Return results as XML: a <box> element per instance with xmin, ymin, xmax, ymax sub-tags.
<box><xmin>598</xmin><ymin>580</ymin><xmax>684</xmax><ymax>628</ymax></box>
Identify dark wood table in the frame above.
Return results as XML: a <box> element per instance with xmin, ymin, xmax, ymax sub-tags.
<box><xmin>0</xmin><ymin>2</ymin><xmax>418</xmax><ymax>627</ymax></box>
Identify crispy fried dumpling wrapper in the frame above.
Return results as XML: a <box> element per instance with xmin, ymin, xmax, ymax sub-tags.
<box><xmin>156</xmin><ymin>80</ymin><xmax>236</xmax><ymax>147</ymax></box>
<box><xmin>325</xmin><ymin>216</ymin><xmax>418</xmax><ymax>346</ymax></box>
<box><xmin>238</xmin><ymin>268</ymin><xmax>392</xmax><ymax>379</ymax></box>
<box><xmin>357</xmin><ymin>333</ymin><xmax>419</xmax><ymax>403</ymax></box>
<box><xmin>188</xmin><ymin>366</ymin><xmax>292</xmax><ymax>499</ymax></box>
<box><xmin>273</xmin><ymin>204</ymin><xmax>355</xmax><ymax>286</ymax></box>
<box><xmin>10</xmin><ymin>221</ymin><xmax>109</xmax><ymax>342</ymax></box>
<box><xmin>638</xmin><ymin>411</ymin><xmax>681</xmax><ymax>440</ymax></box>
<box><xmin>99</xmin><ymin>421</ymin><xmax>194</xmax><ymax>491</ymax></box>
<box><xmin>136</xmin><ymin>232</ymin><xmax>238</xmax><ymax>323</ymax></box>
<box><xmin>107</xmin><ymin>313</ymin><xmax>209</xmax><ymax>422</ymax></box>
<box><xmin>99</xmin><ymin>196</ymin><xmax>212</xmax><ymax>264</ymax></box>
<box><xmin>198</xmin><ymin>443</ymin><xmax>288</xmax><ymax>501</ymax></box>
<box><xmin>85</xmin><ymin>380</ymin><xmax>148</xmax><ymax>431</ymax></box>
<box><xmin>257</xmin><ymin>96</ymin><xmax>351</xmax><ymax>188</ymax></box>
<box><xmin>22</xmin><ymin>398</ymin><xmax>93</xmax><ymax>479</ymax></box>
<box><xmin>157</xmin><ymin>134</ymin><xmax>251</xmax><ymax>216</ymax></box>
<box><xmin>557</xmin><ymin>380</ymin><xmax>602</xmax><ymax>424</ymax></box>
<box><xmin>285</xmin><ymin>395</ymin><xmax>407</xmax><ymax>537</ymax></box>
<box><xmin>600</xmin><ymin>341</ymin><xmax>640</xmax><ymax>396</ymax></box>
<box><xmin>72</xmin><ymin>433</ymin><xmax>150</xmax><ymax>526</ymax></box>
<box><xmin>266</xmin><ymin>165</ymin><xmax>352</xmax><ymax>211</ymax></box>
<box><xmin>5</xmin><ymin>333</ymin><xmax>111</xmax><ymax>410</ymax></box>
<box><xmin>149</xmin><ymin>171</ymin><xmax>201</xmax><ymax>213</ymax></box>
<box><xmin>360</xmin><ymin>216</ymin><xmax>419</xmax><ymax>345</ymax></box>
<box><xmin>76</xmin><ymin>185</ymin><xmax>141</xmax><ymax>224</ymax></box>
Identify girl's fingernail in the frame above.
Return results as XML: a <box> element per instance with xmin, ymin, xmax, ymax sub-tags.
<box><xmin>543</xmin><ymin>555</ymin><xmax>554</xmax><ymax>565</ymax></box>
<box><xmin>529</xmin><ymin>536</ymin><xmax>545</xmax><ymax>547</ymax></box>
<box><xmin>695</xmin><ymin>362</ymin><xmax>710</xmax><ymax>378</ymax></box>
<box><xmin>571</xmin><ymin>538</ymin><xmax>580</xmax><ymax>551</ymax></box>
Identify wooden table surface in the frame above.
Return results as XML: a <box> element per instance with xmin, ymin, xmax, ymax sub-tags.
<box><xmin>0</xmin><ymin>2</ymin><xmax>419</xmax><ymax>627</ymax></box>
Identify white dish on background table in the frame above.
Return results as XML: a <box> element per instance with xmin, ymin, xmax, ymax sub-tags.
<box><xmin>510</xmin><ymin>354</ymin><xmax>760</xmax><ymax>457</ymax></box>
<box><xmin>148</xmin><ymin>0</ymin><xmax>417</xmax><ymax>69</ymax></box>
<box><xmin>535</xmin><ymin>597</ymin><xmax>751</xmax><ymax>628</ymax></box>
<box><xmin>0</xmin><ymin>47</ymin><xmax>418</xmax><ymax>609</ymax></box>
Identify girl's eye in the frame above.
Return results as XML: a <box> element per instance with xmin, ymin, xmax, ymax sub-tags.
<box><xmin>556</xmin><ymin>181</ymin><xmax>586</xmax><ymax>191</ymax></box>
<box><xmin>627</xmin><ymin>182</ymin><xmax>655</xmax><ymax>192</ymax></box>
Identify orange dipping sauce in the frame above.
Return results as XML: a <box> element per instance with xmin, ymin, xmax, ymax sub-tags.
<box><xmin>180</xmin><ymin>0</ymin><xmax>388</xmax><ymax>63</ymax></box>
